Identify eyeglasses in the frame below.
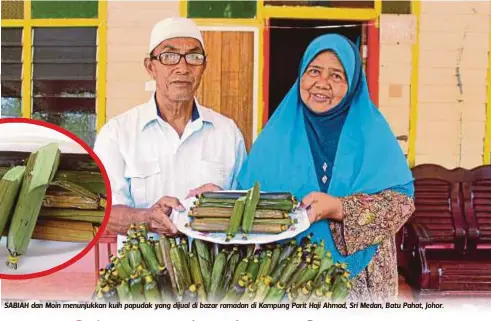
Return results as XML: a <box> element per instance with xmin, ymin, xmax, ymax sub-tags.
<box><xmin>150</xmin><ymin>52</ymin><xmax>206</xmax><ymax>66</ymax></box>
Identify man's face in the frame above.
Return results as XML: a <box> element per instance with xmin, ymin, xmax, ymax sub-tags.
<box><xmin>145</xmin><ymin>37</ymin><xmax>206</xmax><ymax>102</ymax></box>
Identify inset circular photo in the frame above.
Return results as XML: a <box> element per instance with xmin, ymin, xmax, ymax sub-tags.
<box><xmin>0</xmin><ymin>118</ymin><xmax>111</xmax><ymax>278</ymax></box>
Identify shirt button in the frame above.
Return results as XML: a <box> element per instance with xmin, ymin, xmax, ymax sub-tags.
<box><xmin>322</xmin><ymin>175</ymin><xmax>328</xmax><ymax>184</ymax></box>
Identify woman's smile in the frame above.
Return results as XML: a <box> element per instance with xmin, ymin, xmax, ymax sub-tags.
<box><xmin>310</xmin><ymin>92</ymin><xmax>331</xmax><ymax>104</ymax></box>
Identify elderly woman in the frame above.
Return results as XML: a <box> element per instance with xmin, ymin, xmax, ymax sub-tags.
<box><xmin>237</xmin><ymin>34</ymin><xmax>415</xmax><ymax>301</ymax></box>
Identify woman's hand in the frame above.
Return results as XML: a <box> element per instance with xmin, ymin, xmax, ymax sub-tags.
<box><xmin>301</xmin><ymin>192</ymin><xmax>344</xmax><ymax>223</ymax></box>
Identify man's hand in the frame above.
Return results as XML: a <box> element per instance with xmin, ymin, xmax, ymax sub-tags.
<box><xmin>186</xmin><ymin>183</ymin><xmax>222</xmax><ymax>199</ymax></box>
<box><xmin>147</xmin><ymin>196</ymin><xmax>184</xmax><ymax>235</ymax></box>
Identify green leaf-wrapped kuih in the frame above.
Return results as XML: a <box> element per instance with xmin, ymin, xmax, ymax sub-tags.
<box><xmin>208</xmin><ymin>249</ymin><xmax>227</xmax><ymax>301</ymax></box>
<box><xmin>38</xmin><ymin>208</ymin><xmax>104</xmax><ymax>224</ymax></box>
<box><xmin>157</xmin><ymin>266</ymin><xmax>174</xmax><ymax>302</ymax></box>
<box><xmin>129</xmin><ymin>273</ymin><xmax>145</xmax><ymax>302</ymax></box>
<box><xmin>138</xmin><ymin>238</ymin><xmax>161</xmax><ymax>275</ymax></box>
<box><xmin>143</xmin><ymin>275</ymin><xmax>162</xmax><ymax>303</ymax></box>
<box><xmin>50</xmin><ymin>180</ymin><xmax>105</xmax><ymax>209</ymax></box>
<box><xmin>193</xmin><ymin>239</ymin><xmax>213</xmax><ymax>293</ymax></box>
<box><xmin>232</xmin><ymin>257</ymin><xmax>249</xmax><ymax>285</ymax></box>
<box><xmin>225</xmin><ymin>196</ymin><xmax>246</xmax><ymax>241</ymax></box>
<box><xmin>241</xmin><ymin>182</ymin><xmax>261</xmax><ymax>239</ymax></box>
<box><xmin>116</xmin><ymin>280</ymin><xmax>132</xmax><ymax>302</ymax></box>
<box><xmin>6</xmin><ymin>143</ymin><xmax>61</xmax><ymax>269</ymax></box>
<box><xmin>159</xmin><ymin>235</ymin><xmax>178</xmax><ymax>296</ymax></box>
<box><xmin>221</xmin><ymin>248</ymin><xmax>240</xmax><ymax>293</ymax></box>
<box><xmin>189</xmin><ymin>252</ymin><xmax>207</xmax><ymax>302</ymax></box>
<box><xmin>91</xmin><ymin>216</ymin><xmax>355</xmax><ymax>303</ymax></box>
<box><xmin>154</xmin><ymin>240</ymin><xmax>165</xmax><ymax>266</ymax></box>
<box><xmin>170</xmin><ymin>238</ymin><xmax>191</xmax><ymax>297</ymax></box>
<box><xmin>0</xmin><ymin>167</ymin><xmax>106</xmax><ymax>195</ymax></box>
<box><xmin>255</xmin><ymin>276</ymin><xmax>273</xmax><ymax>302</ymax></box>
<box><xmin>0</xmin><ymin>166</ymin><xmax>26</xmax><ymax>236</ymax></box>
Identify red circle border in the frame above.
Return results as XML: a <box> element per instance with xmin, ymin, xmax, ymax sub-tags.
<box><xmin>0</xmin><ymin>117</ymin><xmax>112</xmax><ymax>280</ymax></box>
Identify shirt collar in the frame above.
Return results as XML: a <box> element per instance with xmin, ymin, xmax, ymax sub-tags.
<box><xmin>157</xmin><ymin>98</ymin><xmax>200</xmax><ymax>122</ymax></box>
<box><xmin>139</xmin><ymin>94</ymin><xmax>213</xmax><ymax>131</ymax></box>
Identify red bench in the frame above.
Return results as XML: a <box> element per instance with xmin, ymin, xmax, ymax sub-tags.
<box><xmin>398</xmin><ymin>164</ymin><xmax>491</xmax><ymax>298</ymax></box>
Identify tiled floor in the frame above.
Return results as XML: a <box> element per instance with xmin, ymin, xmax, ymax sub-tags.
<box><xmin>2</xmin><ymin>272</ymin><xmax>95</xmax><ymax>301</ymax></box>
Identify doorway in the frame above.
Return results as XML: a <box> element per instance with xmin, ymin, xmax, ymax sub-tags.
<box><xmin>267</xmin><ymin>18</ymin><xmax>365</xmax><ymax>117</ymax></box>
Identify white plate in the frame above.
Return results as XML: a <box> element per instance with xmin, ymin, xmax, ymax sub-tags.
<box><xmin>0</xmin><ymin>238</ymin><xmax>88</xmax><ymax>275</ymax></box>
<box><xmin>0</xmin><ymin>123</ymin><xmax>87</xmax><ymax>154</ymax></box>
<box><xmin>172</xmin><ymin>194</ymin><xmax>310</xmax><ymax>245</ymax></box>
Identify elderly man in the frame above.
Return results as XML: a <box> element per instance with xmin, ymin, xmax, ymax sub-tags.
<box><xmin>94</xmin><ymin>18</ymin><xmax>246</xmax><ymax>242</ymax></box>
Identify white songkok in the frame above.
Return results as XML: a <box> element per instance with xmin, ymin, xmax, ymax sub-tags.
<box><xmin>148</xmin><ymin>17</ymin><xmax>205</xmax><ymax>54</ymax></box>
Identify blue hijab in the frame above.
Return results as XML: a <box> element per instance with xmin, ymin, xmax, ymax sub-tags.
<box><xmin>237</xmin><ymin>34</ymin><xmax>414</xmax><ymax>277</ymax></box>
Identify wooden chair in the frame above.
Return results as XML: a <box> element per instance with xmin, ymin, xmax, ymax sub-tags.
<box><xmin>398</xmin><ymin>164</ymin><xmax>491</xmax><ymax>297</ymax></box>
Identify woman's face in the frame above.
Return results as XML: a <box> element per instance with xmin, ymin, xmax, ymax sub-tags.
<box><xmin>300</xmin><ymin>51</ymin><xmax>348</xmax><ymax>113</ymax></box>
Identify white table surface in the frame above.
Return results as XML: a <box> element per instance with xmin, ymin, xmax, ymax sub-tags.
<box><xmin>0</xmin><ymin>238</ymin><xmax>88</xmax><ymax>275</ymax></box>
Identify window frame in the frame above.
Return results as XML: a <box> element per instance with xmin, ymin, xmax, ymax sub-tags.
<box><xmin>1</xmin><ymin>27</ymin><xmax>23</xmax><ymax>118</ymax></box>
<box><xmin>1</xmin><ymin>0</ymin><xmax>107</xmax><ymax>133</ymax></box>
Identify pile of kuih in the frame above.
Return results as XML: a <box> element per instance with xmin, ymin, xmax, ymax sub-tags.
<box><xmin>94</xmin><ymin>223</ymin><xmax>352</xmax><ymax>303</ymax></box>
<box><xmin>0</xmin><ymin>144</ymin><xmax>106</xmax><ymax>269</ymax></box>
<box><xmin>188</xmin><ymin>183</ymin><xmax>299</xmax><ymax>241</ymax></box>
